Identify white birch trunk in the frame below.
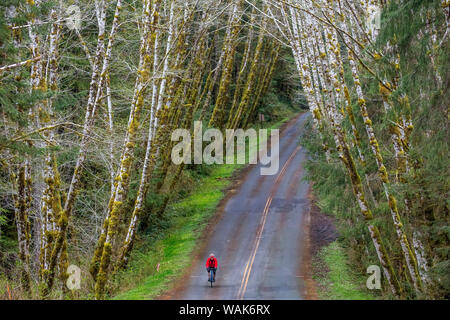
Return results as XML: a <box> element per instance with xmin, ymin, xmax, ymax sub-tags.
<box><xmin>336</xmin><ymin>0</ymin><xmax>422</xmax><ymax>293</ymax></box>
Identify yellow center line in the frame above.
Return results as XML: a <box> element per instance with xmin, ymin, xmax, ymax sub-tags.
<box><xmin>237</xmin><ymin>145</ymin><xmax>301</xmax><ymax>299</ymax></box>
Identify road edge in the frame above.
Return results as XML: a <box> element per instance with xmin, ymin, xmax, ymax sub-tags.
<box><xmin>158</xmin><ymin>112</ymin><xmax>305</xmax><ymax>300</ymax></box>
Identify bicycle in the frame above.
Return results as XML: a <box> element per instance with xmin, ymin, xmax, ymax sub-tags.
<box><xmin>208</xmin><ymin>268</ymin><xmax>216</xmax><ymax>287</ymax></box>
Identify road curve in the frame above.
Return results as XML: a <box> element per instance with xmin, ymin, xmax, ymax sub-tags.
<box><xmin>172</xmin><ymin>112</ymin><xmax>311</xmax><ymax>300</ymax></box>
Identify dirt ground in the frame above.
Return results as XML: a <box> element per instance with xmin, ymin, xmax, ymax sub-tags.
<box><xmin>301</xmin><ymin>188</ymin><xmax>338</xmax><ymax>299</ymax></box>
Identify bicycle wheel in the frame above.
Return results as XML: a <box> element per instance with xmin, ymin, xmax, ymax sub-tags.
<box><xmin>210</xmin><ymin>272</ymin><xmax>213</xmax><ymax>287</ymax></box>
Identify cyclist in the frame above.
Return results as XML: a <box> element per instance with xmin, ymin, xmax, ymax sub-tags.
<box><xmin>205</xmin><ymin>253</ymin><xmax>218</xmax><ymax>282</ymax></box>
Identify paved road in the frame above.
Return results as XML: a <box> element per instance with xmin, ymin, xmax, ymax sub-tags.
<box><xmin>173</xmin><ymin>113</ymin><xmax>311</xmax><ymax>300</ymax></box>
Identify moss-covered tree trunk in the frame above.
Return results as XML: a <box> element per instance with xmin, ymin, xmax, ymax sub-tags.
<box><xmin>228</xmin><ymin>3</ymin><xmax>267</xmax><ymax>130</ymax></box>
<box><xmin>11</xmin><ymin>164</ymin><xmax>32</xmax><ymax>295</ymax></box>
<box><xmin>336</xmin><ymin>0</ymin><xmax>423</xmax><ymax>293</ymax></box>
<box><xmin>283</xmin><ymin>0</ymin><xmax>402</xmax><ymax>297</ymax></box>
<box><xmin>226</xmin><ymin>7</ymin><xmax>255</xmax><ymax>128</ymax></box>
<box><xmin>208</xmin><ymin>0</ymin><xmax>243</xmax><ymax>128</ymax></box>
<box><xmin>93</xmin><ymin>0</ymin><xmax>161</xmax><ymax>299</ymax></box>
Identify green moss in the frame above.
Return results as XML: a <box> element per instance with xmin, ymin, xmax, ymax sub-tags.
<box><xmin>313</xmin><ymin>242</ymin><xmax>376</xmax><ymax>300</ymax></box>
<box><xmin>112</xmin><ymin>114</ymin><xmax>297</xmax><ymax>300</ymax></box>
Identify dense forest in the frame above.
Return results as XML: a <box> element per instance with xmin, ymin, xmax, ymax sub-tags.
<box><xmin>299</xmin><ymin>0</ymin><xmax>449</xmax><ymax>299</ymax></box>
<box><xmin>0</xmin><ymin>0</ymin><xmax>448</xmax><ymax>300</ymax></box>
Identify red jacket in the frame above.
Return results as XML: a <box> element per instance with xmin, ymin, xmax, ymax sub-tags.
<box><xmin>206</xmin><ymin>257</ymin><xmax>218</xmax><ymax>268</ymax></box>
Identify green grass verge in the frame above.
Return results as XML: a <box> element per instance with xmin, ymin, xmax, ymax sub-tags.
<box><xmin>113</xmin><ymin>164</ymin><xmax>237</xmax><ymax>300</ymax></box>
<box><xmin>313</xmin><ymin>241</ymin><xmax>375</xmax><ymax>300</ymax></box>
<box><xmin>112</xmin><ymin>112</ymin><xmax>301</xmax><ymax>300</ymax></box>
